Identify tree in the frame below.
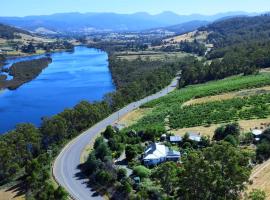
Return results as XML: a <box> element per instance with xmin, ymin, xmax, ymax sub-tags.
<box><xmin>95</xmin><ymin>142</ymin><xmax>111</xmax><ymax>161</ymax></box>
<box><xmin>213</xmin><ymin>123</ymin><xmax>240</xmax><ymax>141</ymax></box>
<box><xmin>117</xmin><ymin>168</ymin><xmax>127</xmax><ymax>181</ymax></box>
<box><xmin>96</xmin><ymin>170</ymin><xmax>114</xmax><ymax>185</ymax></box>
<box><xmin>54</xmin><ymin>186</ymin><xmax>68</xmax><ymax>200</ymax></box>
<box><xmin>256</xmin><ymin>140</ymin><xmax>270</xmax><ymax>162</ymax></box>
<box><xmin>125</xmin><ymin>145</ymin><xmax>137</xmax><ymax>161</ymax></box>
<box><xmin>224</xmin><ymin>135</ymin><xmax>238</xmax><ymax>147</ymax></box>
<box><xmin>103</xmin><ymin>125</ymin><xmax>115</xmax><ymax>139</ymax></box>
<box><xmin>260</xmin><ymin>128</ymin><xmax>270</xmax><ymax>142</ymax></box>
<box><xmin>152</xmin><ymin>162</ymin><xmax>179</xmax><ymax>194</ymax></box>
<box><xmin>133</xmin><ymin>165</ymin><xmax>151</xmax><ymax>179</ymax></box>
<box><xmin>177</xmin><ymin>142</ymin><xmax>251</xmax><ymax>200</ymax></box>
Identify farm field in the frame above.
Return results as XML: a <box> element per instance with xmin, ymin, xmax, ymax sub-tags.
<box><xmin>183</xmin><ymin>85</ymin><xmax>270</xmax><ymax>106</ymax></box>
<box><xmin>130</xmin><ymin>72</ymin><xmax>270</xmax><ymax>131</ymax></box>
<box><xmin>169</xmin><ymin>93</ymin><xmax>270</xmax><ymax>129</ymax></box>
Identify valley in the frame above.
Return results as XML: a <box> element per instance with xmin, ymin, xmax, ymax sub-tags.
<box><xmin>0</xmin><ymin>5</ymin><xmax>270</xmax><ymax>200</ymax></box>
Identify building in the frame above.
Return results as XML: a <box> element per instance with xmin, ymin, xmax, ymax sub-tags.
<box><xmin>252</xmin><ymin>129</ymin><xmax>263</xmax><ymax>141</ymax></box>
<box><xmin>143</xmin><ymin>143</ymin><xmax>181</xmax><ymax>166</ymax></box>
<box><xmin>187</xmin><ymin>132</ymin><xmax>202</xmax><ymax>142</ymax></box>
<box><xmin>169</xmin><ymin>136</ymin><xmax>182</xmax><ymax>143</ymax></box>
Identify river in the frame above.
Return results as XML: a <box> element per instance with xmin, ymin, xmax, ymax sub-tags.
<box><xmin>0</xmin><ymin>46</ymin><xmax>115</xmax><ymax>134</ymax></box>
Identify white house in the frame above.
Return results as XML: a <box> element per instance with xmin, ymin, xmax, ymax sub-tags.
<box><xmin>143</xmin><ymin>143</ymin><xmax>180</xmax><ymax>166</ymax></box>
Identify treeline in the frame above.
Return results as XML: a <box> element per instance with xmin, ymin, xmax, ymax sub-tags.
<box><xmin>20</xmin><ymin>41</ymin><xmax>74</xmax><ymax>54</ymax></box>
<box><xmin>0</xmin><ymin>56</ymin><xmax>183</xmax><ymax>199</ymax></box>
<box><xmin>105</xmin><ymin>56</ymin><xmax>183</xmax><ymax>110</ymax></box>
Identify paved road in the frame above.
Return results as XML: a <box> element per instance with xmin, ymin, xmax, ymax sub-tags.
<box><xmin>53</xmin><ymin>77</ymin><xmax>179</xmax><ymax>200</ymax></box>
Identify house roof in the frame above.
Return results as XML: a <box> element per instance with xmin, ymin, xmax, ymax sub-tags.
<box><xmin>144</xmin><ymin>143</ymin><xmax>167</xmax><ymax>160</ymax></box>
<box><xmin>170</xmin><ymin>136</ymin><xmax>182</xmax><ymax>142</ymax></box>
<box><xmin>187</xmin><ymin>132</ymin><xmax>202</xmax><ymax>142</ymax></box>
<box><xmin>252</xmin><ymin>129</ymin><xmax>263</xmax><ymax>136</ymax></box>
<box><xmin>143</xmin><ymin>143</ymin><xmax>181</xmax><ymax>160</ymax></box>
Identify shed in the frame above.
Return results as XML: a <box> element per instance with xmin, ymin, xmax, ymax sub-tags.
<box><xmin>169</xmin><ymin>136</ymin><xmax>182</xmax><ymax>143</ymax></box>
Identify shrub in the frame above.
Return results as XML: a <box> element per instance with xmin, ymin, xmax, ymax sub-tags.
<box><xmin>133</xmin><ymin>165</ymin><xmax>151</xmax><ymax>179</ymax></box>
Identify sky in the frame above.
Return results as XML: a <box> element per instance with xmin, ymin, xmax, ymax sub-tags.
<box><xmin>1</xmin><ymin>0</ymin><xmax>270</xmax><ymax>17</ymax></box>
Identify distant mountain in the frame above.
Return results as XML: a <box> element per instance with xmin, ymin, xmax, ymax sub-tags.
<box><xmin>0</xmin><ymin>11</ymin><xmax>259</xmax><ymax>33</ymax></box>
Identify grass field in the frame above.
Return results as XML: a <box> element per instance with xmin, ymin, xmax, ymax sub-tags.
<box><xmin>172</xmin><ymin>118</ymin><xmax>270</xmax><ymax>138</ymax></box>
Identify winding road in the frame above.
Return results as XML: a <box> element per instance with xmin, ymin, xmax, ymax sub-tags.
<box><xmin>53</xmin><ymin>77</ymin><xmax>179</xmax><ymax>200</ymax></box>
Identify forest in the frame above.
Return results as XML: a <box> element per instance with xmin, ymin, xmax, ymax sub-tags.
<box><xmin>179</xmin><ymin>14</ymin><xmax>270</xmax><ymax>86</ymax></box>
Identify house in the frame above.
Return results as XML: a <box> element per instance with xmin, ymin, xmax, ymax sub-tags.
<box><xmin>169</xmin><ymin>136</ymin><xmax>182</xmax><ymax>143</ymax></box>
<box><xmin>143</xmin><ymin>143</ymin><xmax>181</xmax><ymax>166</ymax></box>
<box><xmin>252</xmin><ymin>129</ymin><xmax>263</xmax><ymax>141</ymax></box>
<box><xmin>187</xmin><ymin>132</ymin><xmax>202</xmax><ymax>142</ymax></box>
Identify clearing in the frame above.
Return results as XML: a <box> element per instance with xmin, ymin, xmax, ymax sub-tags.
<box><xmin>171</xmin><ymin>118</ymin><xmax>270</xmax><ymax>138</ymax></box>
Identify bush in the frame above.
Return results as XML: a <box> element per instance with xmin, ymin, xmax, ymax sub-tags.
<box><xmin>248</xmin><ymin>189</ymin><xmax>266</xmax><ymax>200</ymax></box>
<box><xmin>133</xmin><ymin>165</ymin><xmax>151</xmax><ymax>179</ymax></box>
<box><xmin>125</xmin><ymin>145</ymin><xmax>137</xmax><ymax>161</ymax></box>
<box><xmin>117</xmin><ymin>168</ymin><xmax>127</xmax><ymax>181</ymax></box>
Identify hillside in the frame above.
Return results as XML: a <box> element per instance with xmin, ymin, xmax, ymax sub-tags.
<box><xmin>0</xmin><ymin>23</ymin><xmax>30</xmax><ymax>39</ymax></box>
<box><xmin>201</xmin><ymin>14</ymin><xmax>270</xmax><ymax>48</ymax></box>
<box><xmin>0</xmin><ymin>23</ymin><xmax>74</xmax><ymax>57</ymax></box>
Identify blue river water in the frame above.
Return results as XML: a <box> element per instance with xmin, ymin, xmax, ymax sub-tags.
<box><xmin>0</xmin><ymin>46</ymin><xmax>115</xmax><ymax>134</ymax></box>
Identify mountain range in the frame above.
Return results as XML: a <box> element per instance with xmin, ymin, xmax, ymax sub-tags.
<box><xmin>0</xmin><ymin>11</ymin><xmax>259</xmax><ymax>33</ymax></box>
